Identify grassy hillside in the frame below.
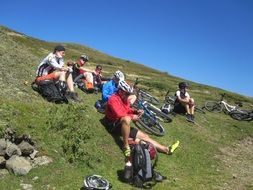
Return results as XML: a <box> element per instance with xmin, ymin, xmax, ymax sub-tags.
<box><xmin>0</xmin><ymin>25</ymin><xmax>252</xmax><ymax>190</ymax></box>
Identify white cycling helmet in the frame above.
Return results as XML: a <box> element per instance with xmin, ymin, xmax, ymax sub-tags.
<box><xmin>118</xmin><ymin>80</ymin><xmax>133</xmax><ymax>94</ymax></box>
<box><xmin>114</xmin><ymin>70</ymin><xmax>125</xmax><ymax>81</ymax></box>
<box><xmin>84</xmin><ymin>175</ymin><xmax>110</xmax><ymax>190</ymax></box>
<box><xmin>80</xmin><ymin>54</ymin><xmax>89</xmax><ymax>62</ymax></box>
<box><xmin>161</xmin><ymin>104</ymin><xmax>173</xmax><ymax>114</ymax></box>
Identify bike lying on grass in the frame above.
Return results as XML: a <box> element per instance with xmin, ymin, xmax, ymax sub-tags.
<box><xmin>204</xmin><ymin>93</ymin><xmax>252</xmax><ymax>121</ymax></box>
<box><xmin>133</xmin><ymin>78</ymin><xmax>172</xmax><ymax>123</ymax></box>
<box><xmin>133</xmin><ymin>98</ymin><xmax>166</xmax><ymax>136</ymax></box>
<box><xmin>163</xmin><ymin>90</ymin><xmax>206</xmax><ymax>114</ymax></box>
<box><xmin>132</xmin><ymin>78</ymin><xmax>171</xmax><ymax>136</ymax></box>
<box><xmin>229</xmin><ymin>109</ymin><xmax>253</xmax><ymax>121</ymax></box>
<box><xmin>133</xmin><ymin>78</ymin><xmax>160</xmax><ymax>105</ymax></box>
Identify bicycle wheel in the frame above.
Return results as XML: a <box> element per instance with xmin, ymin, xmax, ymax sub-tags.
<box><xmin>195</xmin><ymin>106</ymin><xmax>205</xmax><ymax>114</ymax></box>
<box><xmin>147</xmin><ymin>104</ymin><xmax>173</xmax><ymax>123</ymax></box>
<box><xmin>135</xmin><ymin>117</ymin><xmax>165</xmax><ymax>136</ymax></box>
<box><xmin>229</xmin><ymin>110</ymin><xmax>252</xmax><ymax>121</ymax></box>
<box><xmin>204</xmin><ymin>101</ymin><xmax>222</xmax><ymax>113</ymax></box>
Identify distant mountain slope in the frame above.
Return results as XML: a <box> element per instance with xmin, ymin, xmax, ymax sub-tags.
<box><xmin>0</xmin><ymin>25</ymin><xmax>252</xmax><ymax>103</ymax></box>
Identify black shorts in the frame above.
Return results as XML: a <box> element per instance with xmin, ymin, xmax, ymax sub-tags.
<box><xmin>173</xmin><ymin>102</ymin><xmax>186</xmax><ymax>114</ymax></box>
<box><xmin>104</xmin><ymin>118</ymin><xmax>138</xmax><ymax>140</ymax></box>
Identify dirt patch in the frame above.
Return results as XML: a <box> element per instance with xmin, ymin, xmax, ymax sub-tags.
<box><xmin>7</xmin><ymin>32</ymin><xmax>26</xmax><ymax>38</ymax></box>
<box><xmin>214</xmin><ymin>136</ymin><xmax>253</xmax><ymax>190</ymax></box>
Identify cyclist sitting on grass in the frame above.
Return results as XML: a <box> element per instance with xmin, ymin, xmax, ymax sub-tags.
<box><xmin>69</xmin><ymin>54</ymin><xmax>94</xmax><ymax>92</ymax></box>
<box><xmin>104</xmin><ymin>80</ymin><xmax>180</xmax><ymax>158</ymax></box>
<box><xmin>92</xmin><ymin>65</ymin><xmax>110</xmax><ymax>92</ymax></box>
<box><xmin>36</xmin><ymin>45</ymin><xmax>79</xmax><ymax>101</ymax></box>
<box><xmin>174</xmin><ymin>82</ymin><xmax>195</xmax><ymax>122</ymax></box>
<box><xmin>95</xmin><ymin>70</ymin><xmax>125</xmax><ymax>113</ymax></box>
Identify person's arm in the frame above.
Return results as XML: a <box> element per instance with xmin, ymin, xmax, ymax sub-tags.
<box><xmin>101</xmin><ymin>76</ymin><xmax>110</xmax><ymax>81</ymax></box>
<box><xmin>79</xmin><ymin>66</ymin><xmax>93</xmax><ymax>73</ymax></box>
<box><xmin>108</xmin><ymin>98</ymin><xmax>134</xmax><ymax>119</ymax></box>
<box><xmin>176</xmin><ymin>91</ymin><xmax>189</xmax><ymax>104</ymax></box>
<box><xmin>48</xmin><ymin>57</ymin><xmax>63</xmax><ymax>70</ymax></box>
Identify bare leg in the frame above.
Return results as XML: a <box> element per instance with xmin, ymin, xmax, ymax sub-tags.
<box><xmin>189</xmin><ymin>98</ymin><xmax>195</xmax><ymax>115</ymax></box>
<box><xmin>120</xmin><ymin>116</ymin><xmax>132</xmax><ymax>149</ymax></box>
<box><xmin>83</xmin><ymin>72</ymin><xmax>94</xmax><ymax>83</ymax></box>
<box><xmin>135</xmin><ymin>130</ymin><xmax>169</xmax><ymax>154</ymax></box>
<box><xmin>66</xmin><ymin>72</ymin><xmax>75</xmax><ymax>92</ymax></box>
<box><xmin>58</xmin><ymin>71</ymin><xmax>66</xmax><ymax>81</ymax></box>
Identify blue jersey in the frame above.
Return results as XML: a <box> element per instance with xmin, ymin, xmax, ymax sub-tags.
<box><xmin>102</xmin><ymin>80</ymin><xmax>118</xmax><ymax>102</ymax></box>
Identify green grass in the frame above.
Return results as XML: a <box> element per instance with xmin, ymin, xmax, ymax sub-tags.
<box><xmin>0</xmin><ymin>25</ymin><xmax>253</xmax><ymax>190</ymax></box>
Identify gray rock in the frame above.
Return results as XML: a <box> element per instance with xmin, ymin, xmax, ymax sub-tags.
<box><xmin>4</xmin><ymin>127</ymin><xmax>16</xmax><ymax>142</ymax></box>
<box><xmin>20</xmin><ymin>183</ymin><xmax>33</xmax><ymax>190</ymax></box>
<box><xmin>32</xmin><ymin>176</ymin><xmax>39</xmax><ymax>181</ymax></box>
<box><xmin>0</xmin><ymin>139</ymin><xmax>7</xmax><ymax>156</ymax></box>
<box><xmin>0</xmin><ymin>169</ymin><xmax>9</xmax><ymax>178</ymax></box>
<box><xmin>29</xmin><ymin>149</ymin><xmax>38</xmax><ymax>160</ymax></box>
<box><xmin>18</xmin><ymin>141</ymin><xmax>34</xmax><ymax>156</ymax></box>
<box><xmin>6</xmin><ymin>141</ymin><xmax>22</xmax><ymax>157</ymax></box>
<box><xmin>0</xmin><ymin>156</ymin><xmax>6</xmax><ymax>166</ymax></box>
<box><xmin>32</xmin><ymin>156</ymin><xmax>53</xmax><ymax>168</ymax></box>
<box><xmin>6</xmin><ymin>155</ymin><xmax>32</xmax><ymax>175</ymax></box>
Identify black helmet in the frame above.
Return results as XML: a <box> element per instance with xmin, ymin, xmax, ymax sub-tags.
<box><xmin>53</xmin><ymin>45</ymin><xmax>65</xmax><ymax>53</ymax></box>
<box><xmin>178</xmin><ymin>82</ymin><xmax>189</xmax><ymax>89</ymax></box>
<box><xmin>161</xmin><ymin>104</ymin><xmax>173</xmax><ymax>114</ymax></box>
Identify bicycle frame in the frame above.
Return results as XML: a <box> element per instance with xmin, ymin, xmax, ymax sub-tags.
<box><xmin>205</xmin><ymin>93</ymin><xmax>244</xmax><ymax>114</ymax></box>
<box><xmin>220</xmin><ymin>100</ymin><xmax>238</xmax><ymax>113</ymax></box>
<box><xmin>218</xmin><ymin>94</ymin><xmax>242</xmax><ymax>113</ymax></box>
<box><xmin>134</xmin><ymin>97</ymin><xmax>165</xmax><ymax>136</ymax></box>
<box><xmin>135</xmin><ymin>99</ymin><xmax>157</xmax><ymax>121</ymax></box>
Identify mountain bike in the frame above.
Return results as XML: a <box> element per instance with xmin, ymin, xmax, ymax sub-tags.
<box><xmin>133</xmin><ymin>98</ymin><xmax>165</xmax><ymax>136</ymax></box>
<box><xmin>229</xmin><ymin>109</ymin><xmax>253</xmax><ymax>121</ymax></box>
<box><xmin>164</xmin><ymin>90</ymin><xmax>206</xmax><ymax>114</ymax></box>
<box><xmin>204</xmin><ymin>93</ymin><xmax>250</xmax><ymax>121</ymax></box>
<box><xmin>133</xmin><ymin>78</ymin><xmax>160</xmax><ymax>105</ymax></box>
<box><xmin>133</xmin><ymin>78</ymin><xmax>172</xmax><ymax>123</ymax></box>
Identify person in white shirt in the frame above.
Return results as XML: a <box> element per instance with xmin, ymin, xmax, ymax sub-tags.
<box><xmin>36</xmin><ymin>45</ymin><xmax>78</xmax><ymax>101</ymax></box>
<box><xmin>174</xmin><ymin>82</ymin><xmax>195</xmax><ymax>122</ymax></box>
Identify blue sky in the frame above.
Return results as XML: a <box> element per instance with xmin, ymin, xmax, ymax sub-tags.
<box><xmin>1</xmin><ymin>0</ymin><xmax>252</xmax><ymax>97</ymax></box>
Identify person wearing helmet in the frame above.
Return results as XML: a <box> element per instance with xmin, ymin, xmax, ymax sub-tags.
<box><xmin>174</xmin><ymin>81</ymin><xmax>195</xmax><ymax>122</ymax></box>
<box><xmin>104</xmin><ymin>80</ymin><xmax>180</xmax><ymax>158</ymax></box>
<box><xmin>35</xmin><ymin>45</ymin><xmax>79</xmax><ymax>102</ymax></box>
<box><xmin>70</xmin><ymin>54</ymin><xmax>93</xmax><ymax>81</ymax></box>
<box><xmin>101</xmin><ymin>70</ymin><xmax>125</xmax><ymax>103</ymax></box>
<box><xmin>68</xmin><ymin>54</ymin><xmax>97</xmax><ymax>93</ymax></box>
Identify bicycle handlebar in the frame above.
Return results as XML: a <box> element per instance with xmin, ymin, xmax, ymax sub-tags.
<box><xmin>165</xmin><ymin>90</ymin><xmax>170</xmax><ymax>97</ymax></box>
<box><xmin>220</xmin><ymin>93</ymin><xmax>226</xmax><ymax>101</ymax></box>
<box><xmin>133</xmin><ymin>77</ymin><xmax>139</xmax><ymax>88</ymax></box>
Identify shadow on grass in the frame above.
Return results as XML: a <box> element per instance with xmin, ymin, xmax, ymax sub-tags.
<box><xmin>99</xmin><ymin>118</ymin><xmax>123</xmax><ymax>150</ymax></box>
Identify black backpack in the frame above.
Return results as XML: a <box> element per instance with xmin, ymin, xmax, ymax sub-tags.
<box><xmin>32</xmin><ymin>80</ymin><xmax>68</xmax><ymax>104</ymax></box>
<box><xmin>130</xmin><ymin>142</ymin><xmax>165</xmax><ymax>189</ymax></box>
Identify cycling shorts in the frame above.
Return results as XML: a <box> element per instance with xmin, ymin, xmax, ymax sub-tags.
<box><xmin>104</xmin><ymin>118</ymin><xmax>138</xmax><ymax>140</ymax></box>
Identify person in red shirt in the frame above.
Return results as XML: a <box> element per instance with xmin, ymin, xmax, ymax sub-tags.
<box><xmin>105</xmin><ymin>80</ymin><xmax>180</xmax><ymax>158</ymax></box>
